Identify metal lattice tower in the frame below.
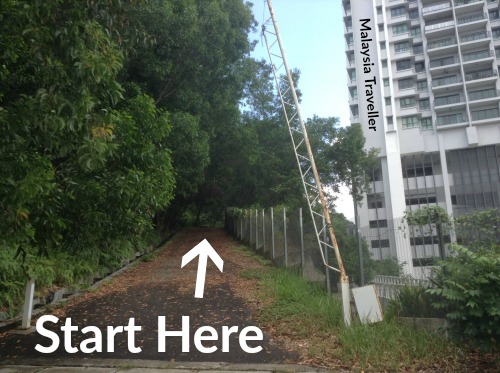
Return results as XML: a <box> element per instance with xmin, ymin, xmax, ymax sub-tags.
<box><xmin>262</xmin><ymin>0</ymin><xmax>351</xmax><ymax>325</ymax></box>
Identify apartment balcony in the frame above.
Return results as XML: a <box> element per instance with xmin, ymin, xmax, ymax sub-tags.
<box><xmin>457</xmin><ymin>13</ymin><xmax>488</xmax><ymax>31</ymax></box>
<box><xmin>422</xmin><ymin>3</ymin><xmax>452</xmax><ymax>21</ymax></box>
<box><xmin>346</xmin><ymin>49</ymin><xmax>355</xmax><ymax>67</ymax></box>
<box><xmin>470</xmin><ymin>107</ymin><xmax>500</xmax><ymax>124</ymax></box>
<box><xmin>423</xmin><ymin>3</ymin><xmax>451</xmax><ymax>14</ymax></box>
<box><xmin>427</xmin><ymin>37</ymin><xmax>456</xmax><ymax>51</ymax></box>
<box><xmin>436</xmin><ymin>112</ymin><xmax>468</xmax><ymax>127</ymax></box>
<box><xmin>425</xmin><ymin>19</ymin><xmax>455</xmax><ymax>33</ymax></box>
<box><xmin>465</xmin><ymin>69</ymin><xmax>498</xmax><ymax>84</ymax></box>
<box><xmin>434</xmin><ymin>93</ymin><xmax>466</xmax><ymax>108</ymax></box>
<box><xmin>459</xmin><ymin>30</ymin><xmax>490</xmax><ymax>44</ymax></box>
<box><xmin>468</xmin><ymin>88</ymin><xmax>500</xmax><ymax>102</ymax></box>
<box><xmin>431</xmin><ymin>75</ymin><xmax>463</xmax><ymax>91</ymax></box>
<box><xmin>454</xmin><ymin>0</ymin><xmax>486</xmax><ymax>12</ymax></box>
<box><xmin>429</xmin><ymin>56</ymin><xmax>460</xmax><ymax>74</ymax></box>
<box><xmin>462</xmin><ymin>50</ymin><xmax>495</xmax><ymax>64</ymax></box>
<box><xmin>389</xmin><ymin>0</ymin><xmax>417</xmax><ymax>5</ymax></box>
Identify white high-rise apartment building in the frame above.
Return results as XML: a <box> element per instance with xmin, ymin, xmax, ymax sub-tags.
<box><xmin>343</xmin><ymin>0</ymin><xmax>500</xmax><ymax>278</ymax></box>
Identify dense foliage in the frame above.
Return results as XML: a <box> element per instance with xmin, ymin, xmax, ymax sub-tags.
<box><xmin>0</xmin><ymin>0</ymin><xmax>378</xmax><ymax>314</ymax></box>
<box><xmin>401</xmin><ymin>208</ymin><xmax>499</xmax><ymax>351</ymax></box>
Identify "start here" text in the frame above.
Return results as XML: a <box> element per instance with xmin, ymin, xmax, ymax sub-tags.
<box><xmin>35</xmin><ymin>315</ymin><xmax>263</xmax><ymax>354</ymax></box>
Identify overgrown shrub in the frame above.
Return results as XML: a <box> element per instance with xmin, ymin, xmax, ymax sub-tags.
<box><xmin>387</xmin><ymin>285</ymin><xmax>445</xmax><ymax>319</ymax></box>
<box><xmin>427</xmin><ymin>244</ymin><xmax>500</xmax><ymax>351</ymax></box>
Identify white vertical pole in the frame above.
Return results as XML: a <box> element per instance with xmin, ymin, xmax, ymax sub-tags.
<box><xmin>21</xmin><ymin>279</ymin><xmax>35</xmax><ymax>329</ymax></box>
<box><xmin>323</xmin><ymin>214</ymin><xmax>331</xmax><ymax>294</ymax></box>
<box><xmin>262</xmin><ymin>209</ymin><xmax>266</xmax><ymax>253</ymax></box>
<box><xmin>284</xmin><ymin>208</ymin><xmax>288</xmax><ymax>267</ymax></box>
<box><xmin>255</xmin><ymin>209</ymin><xmax>258</xmax><ymax>250</ymax></box>
<box><xmin>300</xmin><ymin>208</ymin><xmax>304</xmax><ymax>275</ymax></box>
<box><xmin>271</xmin><ymin>207</ymin><xmax>275</xmax><ymax>259</ymax></box>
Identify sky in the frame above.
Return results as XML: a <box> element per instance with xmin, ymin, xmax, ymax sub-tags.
<box><xmin>247</xmin><ymin>0</ymin><xmax>355</xmax><ymax>221</ymax></box>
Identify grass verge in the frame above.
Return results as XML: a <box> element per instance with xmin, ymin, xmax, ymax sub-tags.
<box><xmin>233</xmin><ymin>245</ymin><xmax>466</xmax><ymax>372</ymax></box>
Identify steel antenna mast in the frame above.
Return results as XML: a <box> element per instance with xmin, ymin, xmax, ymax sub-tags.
<box><xmin>262</xmin><ymin>0</ymin><xmax>351</xmax><ymax>325</ymax></box>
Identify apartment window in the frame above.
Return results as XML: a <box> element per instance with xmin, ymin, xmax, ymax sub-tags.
<box><xmin>349</xmin><ymin>69</ymin><xmax>356</xmax><ymax>81</ymax></box>
<box><xmin>396</xmin><ymin>59</ymin><xmax>412</xmax><ymax>71</ymax></box>
<box><xmin>385</xmin><ymin>97</ymin><xmax>392</xmax><ymax>106</ymax></box>
<box><xmin>471</xmin><ymin>107</ymin><xmax>499</xmax><ymax>121</ymax></box>
<box><xmin>400</xmin><ymin>96</ymin><xmax>416</xmax><ymax>108</ymax></box>
<box><xmin>371</xmin><ymin>239</ymin><xmax>390</xmax><ymax>248</ymax></box>
<box><xmin>409</xmin><ymin>9</ymin><xmax>419</xmax><ymax>20</ymax></box>
<box><xmin>379</xmin><ymin>24</ymin><xmax>384</xmax><ymax>32</ymax></box>
<box><xmin>387</xmin><ymin>116</ymin><xmax>394</xmax><ymax>124</ymax></box>
<box><xmin>421</xmin><ymin>118</ymin><xmax>433</xmax><ymax>130</ymax></box>
<box><xmin>393</xmin><ymin>23</ymin><xmax>408</xmax><ymax>35</ymax></box>
<box><xmin>347</xmin><ymin>34</ymin><xmax>353</xmax><ymax>46</ymax></box>
<box><xmin>369</xmin><ymin>220</ymin><xmax>388</xmax><ymax>228</ymax></box>
<box><xmin>351</xmin><ymin>105</ymin><xmax>359</xmax><ymax>117</ymax></box>
<box><xmin>489</xmin><ymin>9</ymin><xmax>499</xmax><ymax>21</ymax></box>
<box><xmin>382</xmin><ymin>60</ymin><xmax>388</xmax><ymax>68</ymax></box>
<box><xmin>405</xmin><ymin>196</ymin><xmax>437</xmax><ymax>206</ymax></box>
<box><xmin>493</xmin><ymin>28</ymin><xmax>500</xmax><ymax>39</ymax></box>
<box><xmin>436</xmin><ymin>113</ymin><xmax>464</xmax><ymax>125</ymax></box>
<box><xmin>380</xmin><ymin>41</ymin><xmax>386</xmax><ymax>49</ymax></box>
<box><xmin>367</xmin><ymin>193</ymin><xmax>385</xmax><ymax>209</ymax></box>
<box><xmin>368</xmin><ymin>168</ymin><xmax>382</xmax><ymax>182</ymax></box>
<box><xmin>351</xmin><ymin>87</ymin><xmax>358</xmax><ymax>99</ymax></box>
<box><xmin>410</xmin><ymin>26</ymin><xmax>421</xmax><ymax>37</ymax></box>
<box><xmin>435</xmin><ymin>94</ymin><xmax>461</xmax><ymax>106</ymax></box>
<box><xmin>383</xmin><ymin>78</ymin><xmax>390</xmax><ymax>86</ymax></box>
<box><xmin>395</xmin><ymin>41</ymin><xmax>410</xmax><ymax>53</ymax></box>
<box><xmin>402</xmin><ymin>115</ymin><xmax>419</xmax><ymax>128</ymax></box>
<box><xmin>345</xmin><ymin>18</ymin><xmax>352</xmax><ymax>30</ymax></box>
<box><xmin>391</xmin><ymin>6</ymin><xmax>406</xmax><ymax>18</ymax></box>
<box><xmin>469</xmin><ymin>88</ymin><xmax>497</xmax><ymax>101</ymax></box>
<box><xmin>377</xmin><ymin>6</ymin><xmax>382</xmax><ymax>15</ymax></box>
<box><xmin>413</xmin><ymin>44</ymin><xmax>423</xmax><ymax>55</ymax></box>
<box><xmin>398</xmin><ymin>77</ymin><xmax>414</xmax><ymax>89</ymax></box>
<box><xmin>415</xmin><ymin>61</ymin><xmax>425</xmax><ymax>73</ymax></box>
<box><xmin>419</xmin><ymin>99</ymin><xmax>430</xmax><ymax>110</ymax></box>
<box><xmin>417</xmin><ymin>80</ymin><xmax>428</xmax><ymax>91</ymax></box>
<box><xmin>403</xmin><ymin>164</ymin><xmax>433</xmax><ymax>178</ymax></box>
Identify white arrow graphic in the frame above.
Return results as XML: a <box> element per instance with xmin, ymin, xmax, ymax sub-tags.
<box><xmin>181</xmin><ymin>239</ymin><xmax>224</xmax><ymax>298</ymax></box>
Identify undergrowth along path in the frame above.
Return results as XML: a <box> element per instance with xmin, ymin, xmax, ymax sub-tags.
<box><xmin>0</xmin><ymin>228</ymin><xmax>295</xmax><ymax>364</ymax></box>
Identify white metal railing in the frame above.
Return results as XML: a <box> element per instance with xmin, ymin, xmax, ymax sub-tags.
<box><xmin>422</xmin><ymin>3</ymin><xmax>451</xmax><ymax>14</ymax></box>
<box><xmin>457</xmin><ymin>12</ymin><xmax>486</xmax><ymax>25</ymax></box>
<box><xmin>455</xmin><ymin>0</ymin><xmax>483</xmax><ymax>6</ymax></box>
<box><xmin>436</xmin><ymin>113</ymin><xmax>467</xmax><ymax>126</ymax></box>
<box><xmin>373</xmin><ymin>275</ymin><xmax>431</xmax><ymax>300</ymax></box>
<box><xmin>427</xmin><ymin>37</ymin><xmax>456</xmax><ymax>50</ymax></box>
<box><xmin>425</xmin><ymin>20</ymin><xmax>455</xmax><ymax>31</ymax></box>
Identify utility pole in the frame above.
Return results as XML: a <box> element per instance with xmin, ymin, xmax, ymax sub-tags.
<box><xmin>262</xmin><ymin>0</ymin><xmax>351</xmax><ymax>326</ymax></box>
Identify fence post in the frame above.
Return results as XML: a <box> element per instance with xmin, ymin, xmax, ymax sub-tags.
<box><xmin>262</xmin><ymin>209</ymin><xmax>266</xmax><ymax>253</ymax></box>
<box><xmin>284</xmin><ymin>207</ymin><xmax>288</xmax><ymax>267</ymax></box>
<box><xmin>300</xmin><ymin>207</ymin><xmax>304</xmax><ymax>275</ymax></box>
<box><xmin>255</xmin><ymin>209</ymin><xmax>258</xmax><ymax>250</ymax></box>
<box><xmin>249</xmin><ymin>209</ymin><xmax>252</xmax><ymax>247</ymax></box>
<box><xmin>21</xmin><ymin>279</ymin><xmax>35</xmax><ymax>329</ymax></box>
<box><xmin>323</xmin><ymin>214</ymin><xmax>331</xmax><ymax>294</ymax></box>
<box><xmin>271</xmin><ymin>207</ymin><xmax>275</xmax><ymax>259</ymax></box>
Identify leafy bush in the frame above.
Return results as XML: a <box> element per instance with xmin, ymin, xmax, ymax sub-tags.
<box><xmin>387</xmin><ymin>285</ymin><xmax>445</xmax><ymax>319</ymax></box>
<box><xmin>427</xmin><ymin>244</ymin><xmax>500</xmax><ymax>351</ymax></box>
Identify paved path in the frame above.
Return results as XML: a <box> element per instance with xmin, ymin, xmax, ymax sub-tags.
<box><xmin>0</xmin><ymin>229</ymin><xmax>299</xmax><ymax>368</ymax></box>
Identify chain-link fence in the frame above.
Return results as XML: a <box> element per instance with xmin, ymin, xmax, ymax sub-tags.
<box><xmin>225</xmin><ymin>207</ymin><xmax>340</xmax><ymax>292</ymax></box>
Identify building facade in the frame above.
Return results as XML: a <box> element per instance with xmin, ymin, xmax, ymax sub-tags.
<box><xmin>343</xmin><ymin>0</ymin><xmax>500</xmax><ymax>278</ymax></box>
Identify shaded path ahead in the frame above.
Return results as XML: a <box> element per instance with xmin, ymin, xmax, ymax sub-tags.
<box><xmin>0</xmin><ymin>228</ymin><xmax>295</xmax><ymax>365</ymax></box>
